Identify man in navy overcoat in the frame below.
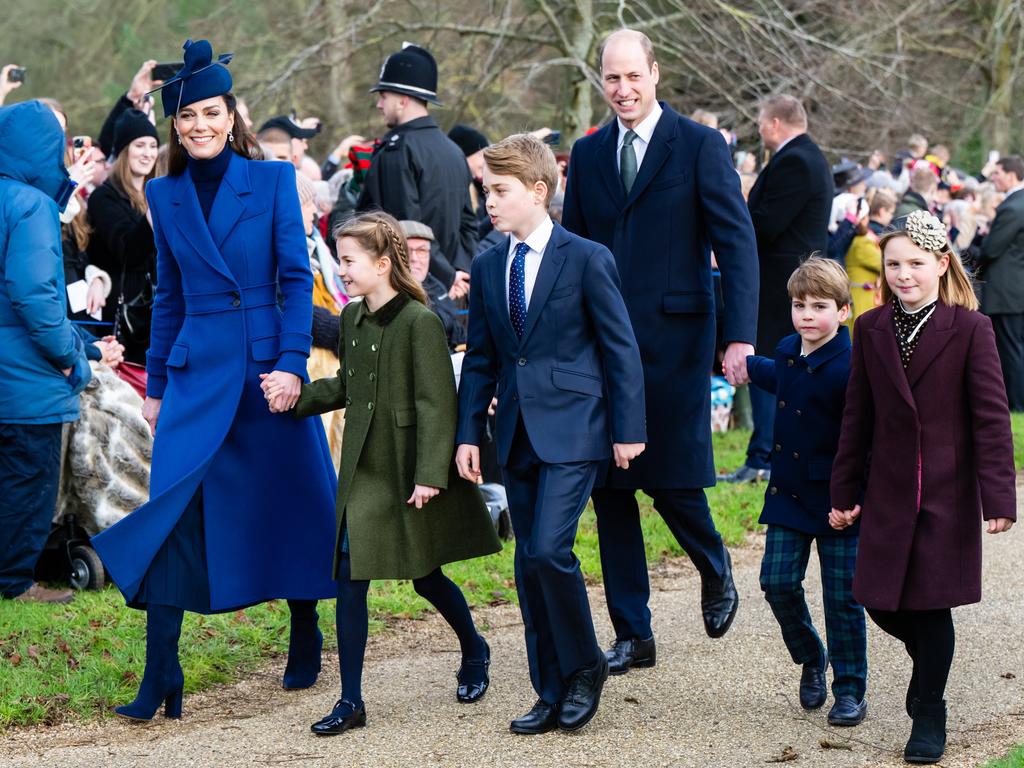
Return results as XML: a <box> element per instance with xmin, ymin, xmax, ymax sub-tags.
<box><xmin>562</xmin><ymin>29</ymin><xmax>759</xmax><ymax>673</ymax></box>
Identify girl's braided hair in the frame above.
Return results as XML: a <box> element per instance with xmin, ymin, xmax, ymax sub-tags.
<box><xmin>333</xmin><ymin>211</ymin><xmax>427</xmax><ymax>305</ymax></box>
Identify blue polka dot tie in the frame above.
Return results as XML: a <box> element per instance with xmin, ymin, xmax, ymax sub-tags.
<box><xmin>509</xmin><ymin>241</ymin><xmax>529</xmax><ymax>338</ymax></box>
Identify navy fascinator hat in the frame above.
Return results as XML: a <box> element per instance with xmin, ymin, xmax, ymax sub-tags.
<box><xmin>153</xmin><ymin>39</ymin><xmax>234</xmax><ymax>119</ymax></box>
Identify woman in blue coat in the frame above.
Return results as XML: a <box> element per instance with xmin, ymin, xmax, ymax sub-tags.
<box><xmin>92</xmin><ymin>40</ymin><xmax>337</xmax><ymax>721</ymax></box>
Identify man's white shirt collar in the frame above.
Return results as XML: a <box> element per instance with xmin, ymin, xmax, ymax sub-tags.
<box><xmin>509</xmin><ymin>215</ymin><xmax>554</xmax><ymax>258</ymax></box>
<box><xmin>617</xmin><ymin>101</ymin><xmax>663</xmax><ymax>150</ymax></box>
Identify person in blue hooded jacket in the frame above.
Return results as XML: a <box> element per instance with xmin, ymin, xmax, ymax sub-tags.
<box><xmin>91</xmin><ymin>40</ymin><xmax>337</xmax><ymax>721</ymax></box>
<box><xmin>0</xmin><ymin>100</ymin><xmax>91</xmax><ymax>604</ymax></box>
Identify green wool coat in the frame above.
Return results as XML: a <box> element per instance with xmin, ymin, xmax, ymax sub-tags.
<box><xmin>294</xmin><ymin>293</ymin><xmax>501</xmax><ymax>580</ymax></box>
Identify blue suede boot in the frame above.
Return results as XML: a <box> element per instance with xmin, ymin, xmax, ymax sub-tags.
<box><xmin>115</xmin><ymin>604</ymin><xmax>185</xmax><ymax>721</ymax></box>
<box><xmin>283</xmin><ymin>599</ymin><xmax>323</xmax><ymax>690</ymax></box>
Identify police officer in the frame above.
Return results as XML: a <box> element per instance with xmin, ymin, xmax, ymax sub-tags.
<box><xmin>358</xmin><ymin>45</ymin><xmax>476</xmax><ymax>298</ymax></box>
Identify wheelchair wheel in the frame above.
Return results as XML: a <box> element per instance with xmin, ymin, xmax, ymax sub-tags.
<box><xmin>69</xmin><ymin>545</ymin><xmax>105</xmax><ymax>591</ymax></box>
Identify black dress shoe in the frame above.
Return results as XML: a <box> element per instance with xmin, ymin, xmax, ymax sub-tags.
<box><xmin>456</xmin><ymin>638</ymin><xmax>490</xmax><ymax>703</ymax></box>
<box><xmin>719</xmin><ymin>465</ymin><xmax>770</xmax><ymax>483</ymax></box>
<box><xmin>799</xmin><ymin>652</ymin><xmax>828</xmax><ymax>710</ymax></box>
<box><xmin>510</xmin><ymin>699</ymin><xmax>560</xmax><ymax>735</ymax></box>
<box><xmin>827</xmin><ymin>695</ymin><xmax>867</xmax><ymax>726</ymax></box>
<box><xmin>605</xmin><ymin>636</ymin><xmax>656</xmax><ymax>676</ymax></box>
<box><xmin>558</xmin><ymin>656</ymin><xmax>609</xmax><ymax>732</ymax></box>
<box><xmin>701</xmin><ymin>549</ymin><xmax>739</xmax><ymax>639</ymax></box>
<box><xmin>310</xmin><ymin>699</ymin><xmax>367</xmax><ymax>736</ymax></box>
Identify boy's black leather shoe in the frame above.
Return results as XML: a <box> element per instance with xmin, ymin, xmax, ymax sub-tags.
<box><xmin>605</xmin><ymin>636</ymin><xmax>656</xmax><ymax>675</ymax></box>
<box><xmin>558</xmin><ymin>656</ymin><xmax>609</xmax><ymax>732</ymax></box>
<box><xmin>310</xmin><ymin>699</ymin><xmax>366</xmax><ymax>736</ymax></box>
<box><xmin>510</xmin><ymin>699</ymin><xmax>560</xmax><ymax>735</ymax></box>
<box><xmin>456</xmin><ymin>638</ymin><xmax>490</xmax><ymax>703</ymax></box>
<box><xmin>799</xmin><ymin>651</ymin><xmax>828</xmax><ymax>710</ymax></box>
<box><xmin>827</xmin><ymin>695</ymin><xmax>867</xmax><ymax>726</ymax></box>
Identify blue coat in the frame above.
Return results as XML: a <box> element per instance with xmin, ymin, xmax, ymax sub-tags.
<box><xmin>93</xmin><ymin>152</ymin><xmax>337</xmax><ymax>610</ymax></box>
<box><xmin>0</xmin><ymin>101</ymin><xmax>91</xmax><ymax>424</ymax></box>
<box><xmin>456</xmin><ymin>223</ymin><xmax>646</xmax><ymax>464</ymax></box>
<box><xmin>746</xmin><ymin>327</ymin><xmax>854</xmax><ymax>537</ymax></box>
<box><xmin>562</xmin><ymin>104</ymin><xmax>759</xmax><ymax>488</ymax></box>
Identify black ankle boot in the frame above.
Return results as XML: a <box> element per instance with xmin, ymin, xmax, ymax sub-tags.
<box><xmin>115</xmin><ymin>605</ymin><xmax>185</xmax><ymax>721</ymax></box>
<box><xmin>904</xmin><ymin>700</ymin><xmax>946</xmax><ymax>764</ymax></box>
<box><xmin>283</xmin><ymin>600</ymin><xmax>323</xmax><ymax>690</ymax></box>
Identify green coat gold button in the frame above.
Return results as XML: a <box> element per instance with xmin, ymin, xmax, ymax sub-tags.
<box><xmin>367</xmin><ymin>402</ymin><xmax>374</xmax><ymax>410</ymax></box>
<box><xmin>369</xmin><ymin>372</ymin><xmax>376</xmax><ymax>381</ymax></box>
<box><xmin>352</xmin><ymin>339</ymin><xmax>358</xmax><ymax>347</ymax></box>
<box><xmin>348</xmin><ymin>369</ymin><xmax>354</xmax><ymax>377</ymax></box>
<box><xmin>371</xmin><ymin>343</ymin><xmax>378</xmax><ymax>352</ymax></box>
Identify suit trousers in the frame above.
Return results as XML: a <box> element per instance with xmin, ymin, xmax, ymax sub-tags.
<box><xmin>502</xmin><ymin>417</ymin><xmax>602</xmax><ymax>704</ymax></box>
<box><xmin>746</xmin><ymin>381</ymin><xmax>776</xmax><ymax>470</ymax></box>
<box><xmin>990</xmin><ymin>312</ymin><xmax>1024</xmax><ymax>411</ymax></box>
<box><xmin>592</xmin><ymin>486</ymin><xmax>727</xmax><ymax>641</ymax></box>
<box><xmin>0</xmin><ymin>423</ymin><xmax>63</xmax><ymax>598</ymax></box>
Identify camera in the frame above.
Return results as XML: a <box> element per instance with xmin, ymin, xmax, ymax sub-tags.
<box><xmin>151</xmin><ymin>62</ymin><xmax>183</xmax><ymax>82</ymax></box>
<box><xmin>542</xmin><ymin>130</ymin><xmax>562</xmax><ymax>147</ymax></box>
<box><xmin>72</xmin><ymin>136</ymin><xmax>92</xmax><ymax>160</ymax></box>
<box><xmin>7</xmin><ymin>67</ymin><xmax>25</xmax><ymax>83</ymax></box>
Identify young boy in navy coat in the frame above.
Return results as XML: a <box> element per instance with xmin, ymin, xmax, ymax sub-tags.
<box><xmin>456</xmin><ymin>134</ymin><xmax>646</xmax><ymax>735</ymax></box>
<box><xmin>745</xmin><ymin>257</ymin><xmax>867</xmax><ymax>727</ymax></box>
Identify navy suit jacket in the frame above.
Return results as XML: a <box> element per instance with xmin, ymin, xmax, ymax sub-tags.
<box><xmin>456</xmin><ymin>222</ymin><xmax>646</xmax><ymax>465</ymax></box>
<box><xmin>746</xmin><ymin>327</ymin><xmax>853</xmax><ymax>537</ymax></box>
<box><xmin>562</xmin><ymin>103</ymin><xmax>758</xmax><ymax>488</ymax></box>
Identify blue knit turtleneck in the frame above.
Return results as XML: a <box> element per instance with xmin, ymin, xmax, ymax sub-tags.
<box><xmin>187</xmin><ymin>144</ymin><xmax>233</xmax><ymax>220</ymax></box>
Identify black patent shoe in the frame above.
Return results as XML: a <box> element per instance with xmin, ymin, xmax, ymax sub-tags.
<box><xmin>310</xmin><ymin>699</ymin><xmax>367</xmax><ymax>736</ymax></box>
<box><xmin>456</xmin><ymin>638</ymin><xmax>490</xmax><ymax>703</ymax></box>
<box><xmin>557</xmin><ymin>656</ymin><xmax>609</xmax><ymax>732</ymax></box>
<box><xmin>701</xmin><ymin>550</ymin><xmax>739</xmax><ymax>639</ymax></box>
<box><xmin>827</xmin><ymin>695</ymin><xmax>867</xmax><ymax>726</ymax></box>
<box><xmin>605</xmin><ymin>636</ymin><xmax>656</xmax><ymax>676</ymax></box>
<box><xmin>799</xmin><ymin>651</ymin><xmax>828</xmax><ymax>710</ymax></box>
<box><xmin>510</xmin><ymin>699</ymin><xmax>560</xmax><ymax>735</ymax></box>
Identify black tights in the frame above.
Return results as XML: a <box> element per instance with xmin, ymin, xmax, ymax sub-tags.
<box><xmin>867</xmin><ymin>607</ymin><xmax>954</xmax><ymax>705</ymax></box>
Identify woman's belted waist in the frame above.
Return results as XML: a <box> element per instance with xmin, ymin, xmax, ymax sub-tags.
<box><xmin>183</xmin><ymin>283</ymin><xmax>279</xmax><ymax>315</ymax></box>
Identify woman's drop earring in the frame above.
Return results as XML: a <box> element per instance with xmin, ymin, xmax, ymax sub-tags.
<box><xmin>176</xmin><ymin>134</ymin><xmax>182</xmax><ymax>144</ymax></box>
<box><xmin>228</xmin><ymin>131</ymin><xmax>234</xmax><ymax>143</ymax></box>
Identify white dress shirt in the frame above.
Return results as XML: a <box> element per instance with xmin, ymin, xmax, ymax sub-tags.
<box><xmin>505</xmin><ymin>216</ymin><xmax>554</xmax><ymax>312</ymax></box>
<box><xmin>616</xmin><ymin>102</ymin><xmax>663</xmax><ymax>173</ymax></box>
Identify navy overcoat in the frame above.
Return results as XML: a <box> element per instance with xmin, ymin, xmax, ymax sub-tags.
<box><xmin>831</xmin><ymin>303</ymin><xmax>1016</xmax><ymax>610</ymax></box>
<box><xmin>93</xmin><ymin>152</ymin><xmax>337</xmax><ymax>610</ymax></box>
<box><xmin>747</xmin><ymin>327</ymin><xmax>854</xmax><ymax>537</ymax></box>
<box><xmin>562</xmin><ymin>104</ymin><xmax>759</xmax><ymax>488</ymax></box>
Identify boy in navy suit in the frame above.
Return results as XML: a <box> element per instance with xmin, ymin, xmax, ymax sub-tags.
<box><xmin>456</xmin><ymin>134</ymin><xmax>646</xmax><ymax>734</ymax></box>
<box><xmin>745</xmin><ymin>257</ymin><xmax>867</xmax><ymax>727</ymax></box>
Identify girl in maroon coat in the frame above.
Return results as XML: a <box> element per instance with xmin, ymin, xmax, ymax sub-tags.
<box><xmin>829</xmin><ymin>210</ymin><xmax>1016</xmax><ymax>765</ymax></box>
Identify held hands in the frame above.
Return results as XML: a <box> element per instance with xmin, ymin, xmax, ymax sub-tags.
<box><xmin>456</xmin><ymin>444</ymin><xmax>482</xmax><ymax>484</ymax></box>
<box><xmin>94</xmin><ymin>336</ymin><xmax>124</xmax><ymax>369</ymax></box>
<box><xmin>613</xmin><ymin>442</ymin><xmax>645</xmax><ymax>470</ymax></box>
<box><xmin>988</xmin><ymin>517</ymin><xmax>1014</xmax><ymax>534</ymax></box>
<box><xmin>723</xmin><ymin>342</ymin><xmax>754</xmax><ymax>386</ymax></box>
<box><xmin>829</xmin><ymin>505</ymin><xmax>861</xmax><ymax>530</ymax></box>
<box><xmin>407</xmin><ymin>484</ymin><xmax>440</xmax><ymax>509</ymax></box>
<box><xmin>259</xmin><ymin>371</ymin><xmax>302</xmax><ymax>413</ymax></box>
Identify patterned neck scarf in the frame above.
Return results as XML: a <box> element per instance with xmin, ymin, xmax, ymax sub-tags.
<box><xmin>893</xmin><ymin>298</ymin><xmax>938</xmax><ymax>368</ymax></box>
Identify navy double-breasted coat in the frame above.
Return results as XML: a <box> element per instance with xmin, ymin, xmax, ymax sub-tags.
<box><xmin>93</xmin><ymin>152</ymin><xmax>337</xmax><ymax>611</ymax></box>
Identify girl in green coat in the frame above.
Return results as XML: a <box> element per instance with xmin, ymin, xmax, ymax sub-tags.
<box><xmin>264</xmin><ymin>212</ymin><xmax>501</xmax><ymax>736</ymax></box>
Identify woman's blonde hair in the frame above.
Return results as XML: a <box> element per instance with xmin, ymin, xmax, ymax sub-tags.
<box><xmin>879</xmin><ymin>228</ymin><xmax>978</xmax><ymax>310</ymax></box>
<box><xmin>334</xmin><ymin>212</ymin><xmax>427</xmax><ymax>305</ymax></box>
<box><xmin>110</xmin><ymin>141</ymin><xmax>157</xmax><ymax>215</ymax></box>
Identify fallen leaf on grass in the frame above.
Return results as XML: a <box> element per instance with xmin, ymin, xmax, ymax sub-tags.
<box><xmin>766</xmin><ymin>746</ymin><xmax>798</xmax><ymax>763</ymax></box>
<box><xmin>232</xmin><ymin>610</ymin><xmax>251</xmax><ymax>624</ymax></box>
<box><xmin>819</xmin><ymin>739</ymin><xmax>852</xmax><ymax>751</ymax></box>
<box><xmin>1001</xmin><ymin>672</ymin><xmax>1016</xmax><ymax>680</ymax></box>
<box><xmin>8</xmin><ymin>652</ymin><xmax>22</xmax><ymax>666</ymax></box>
<box><xmin>26</xmin><ymin>645</ymin><xmax>39</xmax><ymax>660</ymax></box>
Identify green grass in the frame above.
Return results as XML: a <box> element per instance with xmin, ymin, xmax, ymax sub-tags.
<box><xmin>4</xmin><ymin>416</ymin><xmax>1019</xmax><ymax>732</ymax></box>
<box><xmin>984</xmin><ymin>745</ymin><xmax>1024</xmax><ymax>768</ymax></box>
<box><xmin>1013</xmin><ymin>413</ymin><xmax>1024</xmax><ymax>471</ymax></box>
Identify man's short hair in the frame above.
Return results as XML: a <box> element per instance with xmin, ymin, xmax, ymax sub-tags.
<box><xmin>758</xmin><ymin>94</ymin><xmax>808</xmax><ymax>130</ymax></box>
<box><xmin>908</xmin><ymin>133</ymin><xmax>928</xmax><ymax>151</ymax></box>
<box><xmin>787</xmin><ymin>256</ymin><xmax>851</xmax><ymax>308</ymax></box>
<box><xmin>910</xmin><ymin>164</ymin><xmax>938</xmax><ymax>194</ymax></box>
<box><xmin>256</xmin><ymin>126</ymin><xmax>292</xmax><ymax>145</ymax></box>
<box><xmin>997</xmin><ymin>155</ymin><xmax>1024</xmax><ymax>181</ymax></box>
<box><xmin>483</xmin><ymin>133</ymin><xmax>560</xmax><ymax>206</ymax></box>
<box><xmin>598</xmin><ymin>29</ymin><xmax>656</xmax><ymax>71</ymax></box>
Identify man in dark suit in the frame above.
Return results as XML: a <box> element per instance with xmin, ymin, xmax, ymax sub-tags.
<box><xmin>457</xmin><ymin>134</ymin><xmax>646</xmax><ymax>734</ymax></box>
<box><xmin>562</xmin><ymin>29</ymin><xmax>759</xmax><ymax>673</ymax></box>
<box><xmin>979</xmin><ymin>154</ymin><xmax>1024</xmax><ymax>411</ymax></box>
<box><xmin>729</xmin><ymin>95</ymin><xmax>833</xmax><ymax>483</ymax></box>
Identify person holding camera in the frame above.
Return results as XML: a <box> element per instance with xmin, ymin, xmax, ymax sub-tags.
<box><xmin>0</xmin><ymin>64</ymin><xmax>25</xmax><ymax>105</ymax></box>
<box><xmin>87</xmin><ymin>109</ymin><xmax>160</xmax><ymax>365</ymax></box>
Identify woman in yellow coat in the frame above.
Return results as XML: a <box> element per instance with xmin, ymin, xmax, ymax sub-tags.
<box><xmin>845</xmin><ymin>189</ymin><xmax>897</xmax><ymax>332</ymax></box>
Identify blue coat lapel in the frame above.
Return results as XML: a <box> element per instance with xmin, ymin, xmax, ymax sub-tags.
<box><xmin>597</xmin><ymin>124</ymin><xmax>626</xmax><ymax>207</ymax></box>
<box><xmin>207</xmin><ymin>152</ymin><xmax>252</xmax><ymax>252</ymax></box>
<box><xmin>519</xmin><ymin>224</ymin><xmax>568</xmax><ymax>346</ymax></box>
<box><xmin>485</xmin><ymin>236</ymin><xmax>518</xmax><ymax>346</ymax></box>
<box><xmin>170</xmin><ymin>168</ymin><xmax>236</xmax><ymax>283</ymax></box>
<box><xmin>624</xmin><ymin>107</ymin><xmax>676</xmax><ymax>208</ymax></box>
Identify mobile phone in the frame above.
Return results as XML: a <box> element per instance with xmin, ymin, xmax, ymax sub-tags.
<box><xmin>151</xmin><ymin>61</ymin><xmax>183</xmax><ymax>81</ymax></box>
<box><xmin>542</xmin><ymin>130</ymin><xmax>562</xmax><ymax>146</ymax></box>
<box><xmin>72</xmin><ymin>136</ymin><xmax>92</xmax><ymax>161</ymax></box>
<box><xmin>7</xmin><ymin>67</ymin><xmax>25</xmax><ymax>83</ymax></box>
<box><xmin>988</xmin><ymin>150</ymin><xmax>1000</xmax><ymax>164</ymax></box>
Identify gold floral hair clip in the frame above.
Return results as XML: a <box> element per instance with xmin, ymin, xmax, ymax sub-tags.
<box><xmin>901</xmin><ymin>209</ymin><xmax>950</xmax><ymax>252</ymax></box>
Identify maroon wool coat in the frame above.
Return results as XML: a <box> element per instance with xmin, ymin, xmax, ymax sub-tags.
<box><xmin>831</xmin><ymin>301</ymin><xmax>1017</xmax><ymax>611</ymax></box>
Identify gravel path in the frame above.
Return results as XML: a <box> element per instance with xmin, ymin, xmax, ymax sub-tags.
<box><xmin>3</xmin><ymin>513</ymin><xmax>1022</xmax><ymax>767</ymax></box>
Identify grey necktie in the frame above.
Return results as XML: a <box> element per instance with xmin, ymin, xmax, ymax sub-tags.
<box><xmin>620</xmin><ymin>129</ymin><xmax>638</xmax><ymax>194</ymax></box>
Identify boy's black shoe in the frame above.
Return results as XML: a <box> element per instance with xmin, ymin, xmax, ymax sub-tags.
<box><xmin>701</xmin><ymin>549</ymin><xmax>738</xmax><ymax>638</ymax></box>
<box><xmin>720</xmin><ymin>464</ymin><xmax>770</xmax><ymax>483</ymax></box>
<box><xmin>799</xmin><ymin>651</ymin><xmax>828</xmax><ymax>710</ymax></box>
<box><xmin>605</xmin><ymin>636</ymin><xmax>656</xmax><ymax>675</ymax></box>
<box><xmin>827</xmin><ymin>695</ymin><xmax>867</xmax><ymax>726</ymax></box>
<box><xmin>904</xmin><ymin>700</ymin><xmax>946</xmax><ymax>764</ymax></box>
<box><xmin>456</xmin><ymin>638</ymin><xmax>490</xmax><ymax>703</ymax></box>
<box><xmin>310</xmin><ymin>699</ymin><xmax>366</xmax><ymax>736</ymax></box>
<box><xmin>510</xmin><ymin>699</ymin><xmax>560</xmax><ymax>735</ymax></box>
<box><xmin>558</xmin><ymin>656</ymin><xmax>609</xmax><ymax>732</ymax></box>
